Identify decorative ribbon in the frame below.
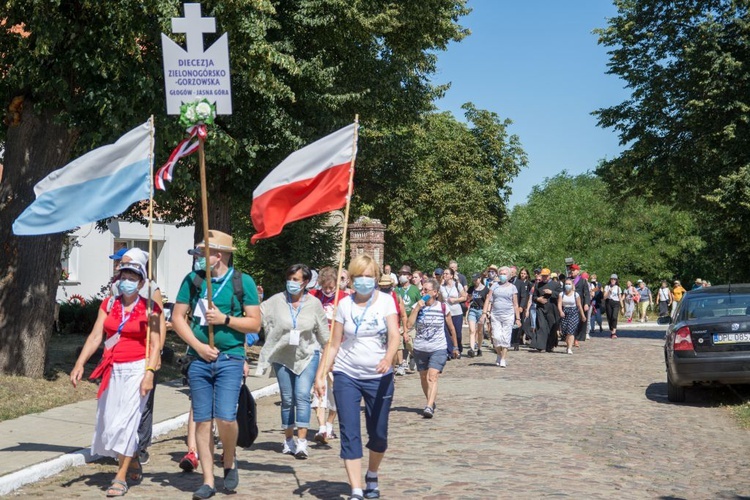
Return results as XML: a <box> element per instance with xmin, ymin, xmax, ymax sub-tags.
<box><xmin>155</xmin><ymin>124</ymin><xmax>207</xmax><ymax>190</ymax></box>
<box><xmin>89</xmin><ymin>347</ymin><xmax>115</xmax><ymax>399</ymax></box>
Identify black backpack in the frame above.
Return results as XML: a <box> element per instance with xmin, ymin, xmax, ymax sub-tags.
<box><xmin>188</xmin><ymin>269</ymin><xmax>246</xmax><ymax>320</ymax></box>
<box><xmin>236</xmin><ymin>379</ymin><xmax>259</xmax><ymax>448</ymax></box>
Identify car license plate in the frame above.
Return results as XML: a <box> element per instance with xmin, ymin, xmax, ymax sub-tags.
<box><xmin>713</xmin><ymin>332</ymin><xmax>750</xmax><ymax>344</ymax></box>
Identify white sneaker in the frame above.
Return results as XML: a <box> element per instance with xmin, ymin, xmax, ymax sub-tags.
<box><xmin>294</xmin><ymin>440</ymin><xmax>308</xmax><ymax>460</ymax></box>
<box><xmin>586</xmin><ymin>333</ymin><xmax>591</xmax><ymax>340</ymax></box>
<box><xmin>566</xmin><ymin>348</ymin><xmax>573</xmax><ymax>355</ymax></box>
<box><xmin>395</xmin><ymin>365</ymin><xmax>405</xmax><ymax>376</ymax></box>
<box><xmin>496</xmin><ymin>355</ymin><xmax>502</xmax><ymax>366</ymax></box>
<box><xmin>499</xmin><ymin>358</ymin><xmax>507</xmax><ymax>368</ymax></box>
<box><xmin>282</xmin><ymin>439</ymin><xmax>296</xmax><ymax>455</ymax></box>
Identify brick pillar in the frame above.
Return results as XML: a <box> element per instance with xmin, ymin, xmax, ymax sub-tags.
<box><xmin>349</xmin><ymin>216</ymin><xmax>386</xmax><ymax>268</ymax></box>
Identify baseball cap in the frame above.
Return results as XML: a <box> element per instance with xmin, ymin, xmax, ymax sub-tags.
<box><xmin>471</xmin><ymin>272</ymin><xmax>481</xmax><ymax>281</ymax></box>
<box><xmin>581</xmin><ymin>272</ymin><xmax>589</xmax><ymax>280</ymax></box>
<box><xmin>611</xmin><ymin>273</ymin><xmax>618</xmax><ymax>279</ymax></box>
<box><xmin>109</xmin><ymin>247</ymin><xmax>128</xmax><ymax>260</ymax></box>
<box><xmin>570</xmin><ymin>264</ymin><xmax>580</xmax><ymax>271</ymax></box>
<box><xmin>434</xmin><ymin>267</ymin><xmax>444</xmax><ymax>275</ymax></box>
<box><xmin>534</xmin><ymin>267</ymin><xmax>542</xmax><ymax>274</ymax></box>
<box><xmin>118</xmin><ymin>262</ymin><xmax>145</xmax><ymax>279</ymax></box>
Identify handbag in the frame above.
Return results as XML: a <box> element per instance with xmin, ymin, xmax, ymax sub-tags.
<box><xmin>236</xmin><ymin>378</ymin><xmax>259</xmax><ymax>448</ymax></box>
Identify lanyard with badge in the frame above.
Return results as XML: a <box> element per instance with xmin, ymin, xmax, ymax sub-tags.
<box><xmin>351</xmin><ymin>294</ymin><xmax>374</xmax><ymax>337</ymax></box>
<box><xmin>105</xmin><ymin>296</ymin><xmax>140</xmax><ymax>349</ymax></box>
<box><xmin>287</xmin><ymin>292</ymin><xmax>307</xmax><ymax>345</ymax></box>
<box><xmin>193</xmin><ymin>269</ymin><xmax>234</xmax><ymax>326</ymax></box>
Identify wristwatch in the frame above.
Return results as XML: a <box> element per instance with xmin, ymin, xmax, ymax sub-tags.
<box><xmin>224</xmin><ymin>314</ymin><xmax>231</xmax><ymax>326</ymax></box>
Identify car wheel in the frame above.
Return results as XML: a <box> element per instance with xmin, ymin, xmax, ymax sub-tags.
<box><xmin>667</xmin><ymin>372</ymin><xmax>686</xmax><ymax>403</ymax></box>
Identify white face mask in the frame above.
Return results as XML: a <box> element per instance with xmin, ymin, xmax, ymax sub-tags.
<box><xmin>398</xmin><ymin>275</ymin><xmax>409</xmax><ymax>285</ymax></box>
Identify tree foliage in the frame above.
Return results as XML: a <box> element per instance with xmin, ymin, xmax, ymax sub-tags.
<box><xmin>361</xmin><ymin>104</ymin><xmax>527</xmax><ymax>270</ymax></box>
<box><xmin>594</xmin><ymin>0</ymin><xmax>750</xmax><ymax>280</ymax></box>
<box><xmin>465</xmin><ymin>173</ymin><xmax>704</xmax><ymax>284</ymax></box>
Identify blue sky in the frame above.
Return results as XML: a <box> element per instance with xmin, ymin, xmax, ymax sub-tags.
<box><xmin>433</xmin><ymin>0</ymin><xmax>630</xmax><ymax>207</ymax></box>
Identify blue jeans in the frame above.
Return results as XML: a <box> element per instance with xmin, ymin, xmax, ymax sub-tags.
<box><xmin>188</xmin><ymin>354</ymin><xmax>244</xmax><ymax>422</ymax></box>
<box><xmin>273</xmin><ymin>351</ymin><xmax>319</xmax><ymax>428</ymax></box>
<box><xmin>333</xmin><ymin>371</ymin><xmax>394</xmax><ymax>460</ymax></box>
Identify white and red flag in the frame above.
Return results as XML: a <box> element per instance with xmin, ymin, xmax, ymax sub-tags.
<box><xmin>154</xmin><ymin>124</ymin><xmax>206</xmax><ymax>190</ymax></box>
<box><xmin>250</xmin><ymin>123</ymin><xmax>357</xmax><ymax>243</ymax></box>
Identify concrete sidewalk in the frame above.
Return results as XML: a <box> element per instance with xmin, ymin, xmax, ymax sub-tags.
<box><xmin>0</xmin><ymin>367</ymin><xmax>279</xmax><ymax>496</ymax></box>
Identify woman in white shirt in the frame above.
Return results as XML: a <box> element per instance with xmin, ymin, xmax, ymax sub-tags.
<box><xmin>439</xmin><ymin>268</ymin><xmax>467</xmax><ymax>357</ymax></box>
<box><xmin>315</xmin><ymin>255</ymin><xmax>400</xmax><ymax>500</ymax></box>
<box><xmin>603</xmin><ymin>274</ymin><xmax>623</xmax><ymax>339</ymax></box>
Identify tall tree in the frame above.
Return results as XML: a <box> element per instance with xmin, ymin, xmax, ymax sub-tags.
<box><xmin>594</xmin><ymin>0</ymin><xmax>750</xmax><ymax>279</ymax></box>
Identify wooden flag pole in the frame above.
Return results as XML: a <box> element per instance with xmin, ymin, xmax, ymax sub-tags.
<box><xmin>198</xmin><ymin>136</ymin><xmax>215</xmax><ymax>348</ymax></box>
<box><xmin>146</xmin><ymin>115</ymin><xmax>155</xmax><ymax>361</ymax></box>
<box><xmin>320</xmin><ymin>115</ymin><xmax>359</xmax><ymax>376</ymax></box>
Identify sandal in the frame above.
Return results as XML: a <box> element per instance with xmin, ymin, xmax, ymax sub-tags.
<box><xmin>106</xmin><ymin>479</ymin><xmax>129</xmax><ymax>497</ymax></box>
<box><xmin>127</xmin><ymin>459</ymin><xmax>142</xmax><ymax>482</ymax></box>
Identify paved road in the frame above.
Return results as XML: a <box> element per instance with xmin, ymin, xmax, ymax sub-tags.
<box><xmin>13</xmin><ymin>328</ymin><xmax>750</xmax><ymax>499</ymax></box>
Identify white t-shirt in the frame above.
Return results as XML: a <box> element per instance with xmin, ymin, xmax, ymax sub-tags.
<box><xmin>561</xmin><ymin>291</ymin><xmax>580</xmax><ymax>308</ymax></box>
<box><xmin>605</xmin><ymin>285</ymin><xmax>621</xmax><ymax>300</ymax></box>
<box><xmin>334</xmin><ymin>291</ymin><xmax>397</xmax><ymax>379</ymax></box>
<box><xmin>414</xmin><ymin>302</ymin><xmax>448</xmax><ymax>352</ymax></box>
<box><xmin>489</xmin><ymin>282</ymin><xmax>517</xmax><ymax>317</ymax></box>
<box><xmin>440</xmin><ymin>282</ymin><xmax>465</xmax><ymax>316</ymax></box>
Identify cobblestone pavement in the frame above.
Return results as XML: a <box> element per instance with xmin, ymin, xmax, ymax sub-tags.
<box><xmin>14</xmin><ymin>328</ymin><xmax>750</xmax><ymax>499</ymax></box>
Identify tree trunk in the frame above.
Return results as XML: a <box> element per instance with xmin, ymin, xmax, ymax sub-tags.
<box><xmin>193</xmin><ymin>185</ymin><xmax>233</xmax><ymax>244</ymax></box>
<box><xmin>0</xmin><ymin>102</ymin><xmax>78</xmax><ymax>377</ymax></box>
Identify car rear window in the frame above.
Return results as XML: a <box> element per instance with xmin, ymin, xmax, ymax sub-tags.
<box><xmin>680</xmin><ymin>294</ymin><xmax>750</xmax><ymax>320</ymax></box>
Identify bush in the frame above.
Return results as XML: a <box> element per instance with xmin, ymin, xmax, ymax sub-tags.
<box><xmin>58</xmin><ymin>298</ymin><xmax>103</xmax><ymax>335</ymax></box>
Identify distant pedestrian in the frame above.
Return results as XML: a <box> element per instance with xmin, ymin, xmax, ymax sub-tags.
<box><xmin>558</xmin><ymin>278</ymin><xmax>586</xmax><ymax>354</ymax></box>
<box><xmin>407</xmin><ymin>278</ymin><xmax>459</xmax><ymax>418</ymax></box>
<box><xmin>623</xmin><ymin>280</ymin><xmax>637</xmax><ymax>323</ymax></box>
<box><xmin>466</xmin><ymin>273</ymin><xmax>489</xmax><ymax>357</ymax></box>
<box><xmin>692</xmin><ymin>278</ymin><xmax>703</xmax><ymax>290</ymax></box>
<box><xmin>589</xmin><ymin>275</ymin><xmax>604</xmax><ymax>335</ymax></box>
<box><xmin>439</xmin><ymin>268</ymin><xmax>467</xmax><ymax>357</ymax></box>
<box><xmin>603</xmin><ymin>274</ymin><xmax>623</xmax><ymax>338</ymax></box>
<box><xmin>657</xmin><ymin>280</ymin><xmax>673</xmax><ymax>317</ymax></box>
<box><xmin>484</xmin><ymin>266</ymin><xmax>521</xmax><ymax>365</ymax></box>
<box><xmin>671</xmin><ymin>280</ymin><xmax>686</xmax><ymax>315</ymax></box>
<box><xmin>637</xmin><ymin>280</ymin><xmax>653</xmax><ymax>322</ymax></box>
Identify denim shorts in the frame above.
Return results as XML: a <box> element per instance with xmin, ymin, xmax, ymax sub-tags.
<box><xmin>468</xmin><ymin>307</ymin><xmax>483</xmax><ymax>323</ymax></box>
<box><xmin>413</xmin><ymin>349</ymin><xmax>448</xmax><ymax>373</ymax></box>
<box><xmin>188</xmin><ymin>354</ymin><xmax>244</xmax><ymax>422</ymax></box>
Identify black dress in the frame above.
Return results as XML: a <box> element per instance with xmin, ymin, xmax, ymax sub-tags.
<box><xmin>530</xmin><ymin>280</ymin><xmax>561</xmax><ymax>351</ymax></box>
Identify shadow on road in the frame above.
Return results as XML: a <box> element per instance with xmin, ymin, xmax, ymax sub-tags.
<box><xmin>293</xmin><ymin>479</ymin><xmax>350</xmax><ymax>499</ymax></box>
<box><xmin>646</xmin><ymin>382</ymin><xmax>750</xmax><ymax>407</ymax></box>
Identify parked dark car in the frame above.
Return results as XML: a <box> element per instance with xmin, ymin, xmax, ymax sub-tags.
<box><xmin>661</xmin><ymin>284</ymin><xmax>750</xmax><ymax>402</ymax></box>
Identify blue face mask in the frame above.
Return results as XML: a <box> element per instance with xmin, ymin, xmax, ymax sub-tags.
<box><xmin>498</xmin><ymin>274</ymin><xmax>508</xmax><ymax>284</ymax></box>
<box><xmin>353</xmin><ymin>277</ymin><xmax>376</xmax><ymax>295</ymax></box>
<box><xmin>193</xmin><ymin>258</ymin><xmax>204</xmax><ymax>272</ymax></box>
<box><xmin>565</xmin><ymin>284</ymin><xmax>573</xmax><ymax>292</ymax></box>
<box><xmin>286</xmin><ymin>280</ymin><xmax>303</xmax><ymax>295</ymax></box>
<box><xmin>118</xmin><ymin>279</ymin><xmax>139</xmax><ymax>297</ymax></box>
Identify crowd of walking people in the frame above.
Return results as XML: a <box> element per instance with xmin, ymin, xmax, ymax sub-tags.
<box><xmin>70</xmin><ymin>235</ymin><xmax>704</xmax><ymax>499</ymax></box>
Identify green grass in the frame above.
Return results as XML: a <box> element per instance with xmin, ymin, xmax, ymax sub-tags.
<box><xmin>0</xmin><ymin>333</ymin><xmax>186</xmax><ymax>422</ymax></box>
<box><xmin>731</xmin><ymin>402</ymin><xmax>750</xmax><ymax>429</ymax></box>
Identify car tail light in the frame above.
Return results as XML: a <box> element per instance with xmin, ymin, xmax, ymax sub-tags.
<box><xmin>673</xmin><ymin>326</ymin><xmax>694</xmax><ymax>351</ymax></box>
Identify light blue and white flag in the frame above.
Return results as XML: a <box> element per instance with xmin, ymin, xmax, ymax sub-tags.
<box><xmin>12</xmin><ymin>120</ymin><xmax>153</xmax><ymax>236</ymax></box>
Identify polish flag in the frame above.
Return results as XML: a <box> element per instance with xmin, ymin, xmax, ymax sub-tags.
<box><xmin>250</xmin><ymin>123</ymin><xmax>357</xmax><ymax>243</ymax></box>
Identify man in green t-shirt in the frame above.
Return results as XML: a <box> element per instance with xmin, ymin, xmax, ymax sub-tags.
<box><xmin>395</xmin><ymin>265</ymin><xmax>422</xmax><ymax>374</ymax></box>
<box><xmin>172</xmin><ymin>230</ymin><xmax>261</xmax><ymax>498</ymax></box>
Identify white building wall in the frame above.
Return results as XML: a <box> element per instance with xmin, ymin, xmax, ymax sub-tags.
<box><xmin>57</xmin><ymin>219</ymin><xmax>195</xmax><ymax>304</ymax></box>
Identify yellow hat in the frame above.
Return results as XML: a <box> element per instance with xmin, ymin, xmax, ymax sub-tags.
<box><xmin>541</xmin><ymin>268</ymin><xmax>551</xmax><ymax>275</ymax></box>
